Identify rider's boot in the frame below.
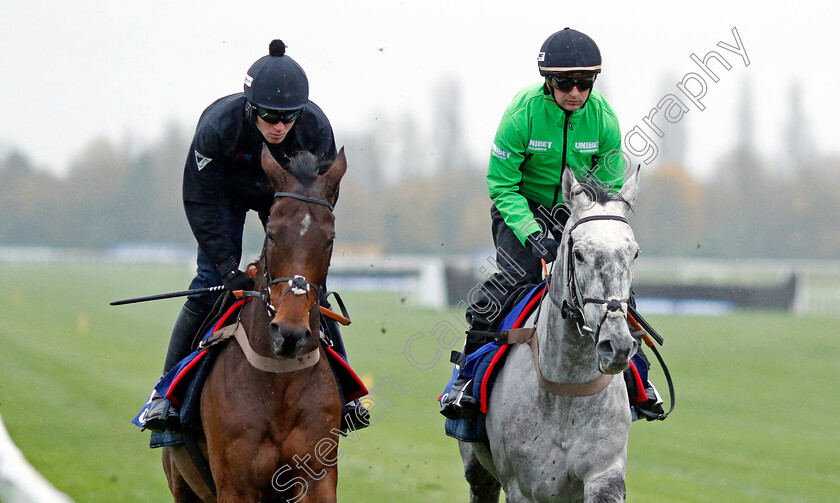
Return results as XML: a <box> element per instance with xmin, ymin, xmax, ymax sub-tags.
<box><xmin>142</xmin><ymin>304</ymin><xmax>207</xmax><ymax>432</ymax></box>
<box><xmin>340</xmin><ymin>399</ymin><xmax>371</xmax><ymax>433</ymax></box>
<box><xmin>626</xmin><ymin>306</ymin><xmax>666</xmax><ymax>421</ymax></box>
<box><xmin>321</xmin><ymin>307</ymin><xmax>372</xmax><ymax>432</ymax></box>
<box><xmin>439</xmin><ymin>333</ymin><xmax>485</xmax><ymax>420</ymax></box>
<box><xmin>439</xmin><ymin>372</ymin><xmax>480</xmax><ymax>420</ymax></box>
<box><xmin>636</xmin><ymin>381</ymin><xmax>665</xmax><ymax>421</ymax></box>
<box><xmin>626</xmin><ymin>349</ymin><xmax>665</xmax><ymax>421</ymax></box>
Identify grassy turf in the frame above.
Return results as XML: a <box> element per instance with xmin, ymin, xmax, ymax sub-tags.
<box><xmin>0</xmin><ymin>262</ymin><xmax>837</xmax><ymax>502</ymax></box>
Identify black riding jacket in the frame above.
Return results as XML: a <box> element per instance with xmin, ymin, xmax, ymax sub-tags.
<box><xmin>182</xmin><ymin>93</ymin><xmax>337</xmax><ymax>274</ymax></box>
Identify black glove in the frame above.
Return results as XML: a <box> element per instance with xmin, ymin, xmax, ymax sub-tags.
<box><xmin>221</xmin><ymin>269</ymin><xmax>255</xmax><ymax>292</ymax></box>
<box><xmin>526</xmin><ymin>233</ymin><xmax>560</xmax><ymax>263</ymax></box>
<box><xmin>216</xmin><ymin>256</ymin><xmax>255</xmax><ymax>292</ymax></box>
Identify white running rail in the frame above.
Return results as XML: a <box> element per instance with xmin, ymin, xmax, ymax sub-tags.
<box><xmin>0</xmin><ymin>414</ymin><xmax>74</xmax><ymax>503</ymax></box>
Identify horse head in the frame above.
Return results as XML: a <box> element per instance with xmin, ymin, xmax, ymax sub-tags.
<box><xmin>259</xmin><ymin>145</ymin><xmax>347</xmax><ymax>359</ymax></box>
<box><xmin>557</xmin><ymin>167</ymin><xmax>640</xmax><ymax>375</ymax></box>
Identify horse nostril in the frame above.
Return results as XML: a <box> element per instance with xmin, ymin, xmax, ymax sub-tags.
<box><xmin>270</xmin><ymin>322</ymin><xmax>311</xmax><ymax>356</ymax></box>
<box><xmin>596</xmin><ymin>340</ymin><xmax>615</xmax><ymax>359</ymax></box>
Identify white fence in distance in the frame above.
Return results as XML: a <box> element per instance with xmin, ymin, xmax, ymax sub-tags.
<box><xmin>2</xmin><ymin>246</ymin><xmax>840</xmax><ymax>315</ymax></box>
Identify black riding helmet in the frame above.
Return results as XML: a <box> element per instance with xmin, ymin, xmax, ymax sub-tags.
<box><xmin>538</xmin><ymin>28</ymin><xmax>602</xmax><ymax>75</ymax></box>
<box><xmin>244</xmin><ymin>39</ymin><xmax>309</xmax><ymax>111</ymax></box>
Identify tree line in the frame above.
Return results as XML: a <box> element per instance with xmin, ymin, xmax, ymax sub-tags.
<box><xmin>1</xmin><ymin>120</ymin><xmax>839</xmax><ymax>259</ymax></box>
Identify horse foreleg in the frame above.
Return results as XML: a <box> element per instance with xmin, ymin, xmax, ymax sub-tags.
<box><xmin>583</xmin><ymin>466</ymin><xmax>626</xmax><ymax>503</ymax></box>
<box><xmin>459</xmin><ymin>441</ymin><xmax>501</xmax><ymax>503</ymax></box>
<box><xmin>162</xmin><ymin>445</ymin><xmax>216</xmax><ymax>503</ymax></box>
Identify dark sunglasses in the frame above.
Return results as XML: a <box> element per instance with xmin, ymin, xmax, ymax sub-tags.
<box><xmin>548</xmin><ymin>75</ymin><xmax>596</xmax><ymax>93</ymax></box>
<box><xmin>255</xmin><ymin>106</ymin><xmax>302</xmax><ymax>124</ymax></box>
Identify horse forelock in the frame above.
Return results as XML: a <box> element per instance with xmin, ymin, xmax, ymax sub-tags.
<box><xmin>286</xmin><ymin>151</ymin><xmax>333</xmax><ymax>185</ymax></box>
<box><xmin>577</xmin><ymin>179</ymin><xmax>633</xmax><ymax>212</ymax></box>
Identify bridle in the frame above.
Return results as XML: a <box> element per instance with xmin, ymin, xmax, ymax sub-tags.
<box><xmin>249</xmin><ymin>191</ymin><xmax>334</xmax><ymax>318</ymax></box>
<box><xmin>504</xmin><ymin>213</ymin><xmax>637</xmax><ymax>397</ymax></box>
<box><xmin>557</xmin><ymin>214</ymin><xmax>633</xmax><ymax>342</ymax></box>
<box><xmin>205</xmin><ymin>191</ymin><xmax>336</xmax><ymax>376</ymax></box>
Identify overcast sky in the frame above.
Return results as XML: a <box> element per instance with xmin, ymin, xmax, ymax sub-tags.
<box><xmin>2</xmin><ymin>0</ymin><xmax>837</xmax><ymax>179</ymax></box>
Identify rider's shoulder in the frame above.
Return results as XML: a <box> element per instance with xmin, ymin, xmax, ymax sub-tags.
<box><xmin>585</xmin><ymin>89</ymin><xmax>619</xmax><ymax>122</ymax></box>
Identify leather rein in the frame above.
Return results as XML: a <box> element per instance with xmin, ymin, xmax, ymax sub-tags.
<box><xmin>506</xmin><ymin>214</ymin><xmax>635</xmax><ymax>397</ymax></box>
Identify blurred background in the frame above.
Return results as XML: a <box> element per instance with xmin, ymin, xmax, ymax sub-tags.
<box><xmin>1</xmin><ymin>1</ymin><xmax>839</xmax><ymax>501</ymax></box>
<box><xmin>3</xmin><ymin>0</ymin><xmax>840</xmax><ymax>315</ymax></box>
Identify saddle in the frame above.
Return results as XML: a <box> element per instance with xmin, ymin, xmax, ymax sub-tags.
<box><xmin>132</xmin><ymin>299</ymin><xmax>368</xmax><ymax>448</ymax></box>
<box><xmin>442</xmin><ymin>282</ymin><xmax>655</xmax><ymax>443</ymax></box>
<box><xmin>442</xmin><ymin>283</ymin><xmax>545</xmax><ymax>442</ymax></box>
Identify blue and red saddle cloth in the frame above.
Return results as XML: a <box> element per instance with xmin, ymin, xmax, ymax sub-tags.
<box><xmin>441</xmin><ymin>282</ymin><xmax>650</xmax><ymax>442</ymax></box>
<box><xmin>132</xmin><ymin>299</ymin><xmax>368</xmax><ymax>448</ymax></box>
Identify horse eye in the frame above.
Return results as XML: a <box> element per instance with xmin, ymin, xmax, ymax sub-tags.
<box><xmin>573</xmin><ymin>249</ymin><xmax>584</xmax><ymax>262</ymax></box>
<box><xmin>634</xmin><ymin>249</ymin><xmax>641</xmax><ymax>260</ymax></box>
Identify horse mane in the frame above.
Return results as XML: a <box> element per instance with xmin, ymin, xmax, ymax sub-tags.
<box><xmin>579</xmin><ymin>178</ymin><xmax>633</xmax><ymax>211</ymax></box>
<box><xmin>287</xmin><ymin>151</ymin><xmax>334</xmax><ymax>184</ymax></box>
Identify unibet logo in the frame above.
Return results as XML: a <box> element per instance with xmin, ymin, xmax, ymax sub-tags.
<box><xmin>491</xmin><ymin>143</ymin><xmax>511</xmax><ymax>161</ymax></box>
<box><xmin>528</xmin><ymin>139</ymin><xmax>553</xmax><ymax>152</ymax></box>
<box><xmin>575</xmin><ymin>141</ymin><xmax>599</xmax><ymax>153</ymax></box>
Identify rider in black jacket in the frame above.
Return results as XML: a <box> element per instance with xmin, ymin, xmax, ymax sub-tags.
<box><xmin>142</xmin><ymin>40</ymin><xmax>365</xmax><ymax>432</ymax></box>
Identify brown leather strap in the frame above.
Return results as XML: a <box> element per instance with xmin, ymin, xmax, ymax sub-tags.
<box><xmin>212</xmin><ymin>324</ymin><xmax>320</xmax><ymax>373</ymax></box>
<box><xmin>503</xmin><ymin>327</ymin><xmax>613</xmax><ymax>397</ymax></box>
<box><xmin>505</xmin><ymin>327</ymin><xmax>537</xmax><ymax>344</ymax></box>
<box><xmin>320</xmin><ymin>305</ymin><xmax>351</xmax><ymax>326</ymax></box>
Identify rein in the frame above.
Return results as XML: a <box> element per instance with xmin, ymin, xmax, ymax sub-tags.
<box><xmin>510</xmin><ymin>213</ymin><xmax>632</xmax><ymax>397</ymax></box>
<box><xmin>560</xmin><ymin>214</ymin><xmax>632</xmax><ymax>341</ymax></box>
<box><xmin>525</xmin><ymin>211</ymin><xmax>675</xmax><ymax>415</ymax></box>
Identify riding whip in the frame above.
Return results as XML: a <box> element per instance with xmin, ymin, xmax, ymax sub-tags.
<box><xmin>109</xmin><ymin>286</ymin><xmax>228</xmax><ymax>305</ymax></box>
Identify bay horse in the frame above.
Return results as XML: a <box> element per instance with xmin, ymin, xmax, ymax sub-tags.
<box><xmin>162</xmin><ymin>146</ymin><xmax>347</xmax><ymax>502</ymax></box>
<box><xmin>461</xmin><ymin>167</ymin><xmax>641</xmax><ymax>502</ymax></box>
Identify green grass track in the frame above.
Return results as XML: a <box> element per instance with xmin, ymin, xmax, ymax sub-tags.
<box><xmin>0</xmin><ymin>263</ymin><xmax>837</xmax><ymax>501</ymax></box>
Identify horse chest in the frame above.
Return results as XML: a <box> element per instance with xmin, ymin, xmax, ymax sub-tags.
<box><xmin>486</xmin><ymin>347</ymin><xmax>630</xmax><ymax>499</ymax></box>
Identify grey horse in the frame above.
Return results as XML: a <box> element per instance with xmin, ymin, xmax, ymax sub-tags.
<box><xmin>461</xmin><ymin>167</ymin><xmax>641</xmax><ymax>502</ymax></box>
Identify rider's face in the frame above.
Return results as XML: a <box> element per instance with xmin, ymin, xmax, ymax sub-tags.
<box><xmin>552</xmin><ymin>84</ymin><xmax>591</xmax><ymax>112</ymax></box>
<box><xmin>256</xmin><ymin>116</ymin><xmax>296</xmax><ymax>144</ymax></box>
<box><xmin>549</xmin><ymin>73</ymin><xmax>595</xmax><ymax>112</ymax></box>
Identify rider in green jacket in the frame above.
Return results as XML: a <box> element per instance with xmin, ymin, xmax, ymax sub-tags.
<box><xmin>441</xmin><ymin>28</ymin><xmax>664</xmax><ymax>421</ymax></box>
<box><xmin>488</xmin><ymin>82</ymin><xmax>625</xmax><ymax>246</ymax></box>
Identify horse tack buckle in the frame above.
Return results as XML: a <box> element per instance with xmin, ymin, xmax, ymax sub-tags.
<box><xmin>561</xmin><ymin>299</ymin><xmax>594</xmax><ymax>338</ymax></box>
<box><xmin>261</xmin><ymin>287</ymin><xmax>276</xmax><ymax>317</ymax></box>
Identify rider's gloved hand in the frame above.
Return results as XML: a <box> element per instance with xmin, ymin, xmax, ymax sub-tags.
<box><xmin>221</xmin><ymin>270</ymin><xmax>254</xmax><ymax>292</ymax></box>
<box><xmin>216</xmin><ymin>256</ymin><xmax>255</xmax><ymax>292</ymax></box>
<box><xmin>526</xmin><ymin>233</ymin><xmax>560</xmax><ymax>263</ymax></box>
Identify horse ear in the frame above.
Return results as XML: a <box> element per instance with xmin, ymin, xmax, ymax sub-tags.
<box><xmin>261</xmin><ymin>143</ymin><xmax>291</xmax><ymax>189</ymax></box>
<box><xmin>618</xmin><ymin>165</ymin><xmax>640</xmax><ymax>207</ymax></box>
<box><xmin>561</xmin><ymin>167</ymin><xmax>587</xmax><ymax>210</ymax></box>
<box><xmin>322</xmin><ymin>147</ymin><xmax>347</xmax><ymax>193</ymax></box>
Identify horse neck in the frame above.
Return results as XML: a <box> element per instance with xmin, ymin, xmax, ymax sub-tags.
<box><xmin>535</xmin><ymin>235</ymin><xmax>602</xmax><ymax>384</ymax></box>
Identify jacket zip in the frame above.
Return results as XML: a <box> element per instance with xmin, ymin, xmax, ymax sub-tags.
<box><xmin>551</xmin><ymin>111</ymin><xmax>572</xmax><ymax>208</ymax></box>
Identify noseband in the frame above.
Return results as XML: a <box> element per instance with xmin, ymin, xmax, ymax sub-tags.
<box><xmin>559</xmin><ymin>215</ymin><xmax>632</xmax><ymax>342</ymax></box>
